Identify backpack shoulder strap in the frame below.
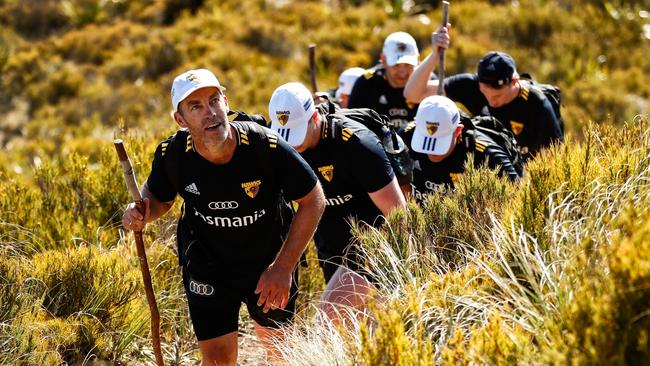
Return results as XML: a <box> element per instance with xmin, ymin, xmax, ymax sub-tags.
<box><xmin>232</xmin><ymin>121</ymin><xmax>277</xmax><ymax>190</ymax></box>
<box><xmin>162</xmin><ymin>129</ymin><xmax>191</xmax><ymax>194</ymax></box>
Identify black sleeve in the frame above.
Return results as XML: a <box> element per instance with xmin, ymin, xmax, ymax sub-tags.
<box><xmin>347</xmin><ymin>76</ymin><xmax>372</xmax><ymax>109</ymax></box>
<box><xmin>531</xmin><ymin>96</ymin><xmax>564</xmax><ymax>150</ymax></box>
<box><xmin>145</xmin><ymin>141</ymin><xmax>178</xmax><ymax>202</ymax></box>
<box><xmin>271</xmin><ymin>135</ymin><xmax>319</xmax><ymax>201</ymax></box>
<box><xmin>444</xmin><ymin>73</ymin><xmax>487</xmax><ymax>117</ymax></box>
<box><xmin>473</xmin><ymin>137</ymin><xmax>521</xmax><ymax>182</ymax></box>
<box><xmin>343</xmin><ymin>129</ymin><xmax>395</xmax><ymax>193</ymax></box>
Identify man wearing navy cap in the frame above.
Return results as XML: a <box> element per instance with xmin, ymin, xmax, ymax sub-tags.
<box><xmin>405</xmin><ymin>34</ymin><xmax>564</xmax><ymax>159</ymax></box>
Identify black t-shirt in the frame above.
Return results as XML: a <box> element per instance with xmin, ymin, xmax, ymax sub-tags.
<box><xmin>445</xmin><ymin>73</ymin><xmax>563</xmax><ymax>157</ymax></box>
<box><xmin>146</xmin><ymin>121</ymin><xmax>318</xmax><ymax>284</ymax></box>
<box><xmin>347</xmin><ymin>66</ymin><xmax>418</xmax><ymax>129</ymax></box>
<box><xmin>300</xmin><ymin>109</ymin><xmax>395</xmax><ymax>256</ymax></box>
<box><xmin>401</xmin><ymin>119</ymin><xmax>520</xmax><ymax>204</ymax></box>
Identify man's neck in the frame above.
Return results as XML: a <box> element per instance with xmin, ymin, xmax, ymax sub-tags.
<box><xmin>507</xmin><ymin>81</ymin><xmax>522</xmax><ymax>104</ymax></box>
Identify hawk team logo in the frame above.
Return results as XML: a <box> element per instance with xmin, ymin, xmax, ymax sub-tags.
<box><xmin>276</xmin><ymin>110</ymin><xmax>290</xmax><ymax>126</ymax></box>
<box><xmin>241</xmin><ymin>180</ymin><xmax>261</xmax><ymax>198</ymax></box>
<box><xmin>510</xmin><ymin>121</ymin><xmax>524</xmax><ymax>136</ymax></box>
<box><xmin>318</xmin><ymin>165</ymin><xmax>334</xmax><ymax>182</ymax></box>
<box><xmin>426</xmin><ymin>122</ymin><xmax>440</xmax><ymax>136</ymax></box>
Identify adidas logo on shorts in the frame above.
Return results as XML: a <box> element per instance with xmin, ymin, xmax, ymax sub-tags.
<box><xmin>185</xmin><ymin>183</ymin><xmax>200</xmax><ymax>195</ymax></box>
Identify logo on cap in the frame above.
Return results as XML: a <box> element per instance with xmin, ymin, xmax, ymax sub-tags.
<box><xmin>318</xmin><ymin>165</ymin><xmax>334</xmax><ymax>182</ymax></box>
<box><xmin>242</xmin><ymin>180</ymin><xmax>261</xmax><ymax>198</ymax></box>
<box><xmin>426</xmin><ymin>122</ymin><xmax>440</xmax><ymax>136</ymax></box>
<box><xmin>276</xmin><ymin>111</ymin><xmax>290</xmax><ymax>126</ymax></box>
<box><xmin>186</xmin><ymin>73</ymin><xmax>199</xmax><ymax>82</ymax></box>
<box><xmin>397</xmin><ymin>42</ymin><xmax>407</xmax><ymax>52</ymax></box>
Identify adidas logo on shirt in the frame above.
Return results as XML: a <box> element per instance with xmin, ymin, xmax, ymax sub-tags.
<box><xmin>379</xmin><ymin>95</ymin><xmax>388</xmax><ymax>104</ymax></box>
<box><xmin>185</xmin><ymin>183</ymin><xmax>200</xmax><ymax>195</ymax></box>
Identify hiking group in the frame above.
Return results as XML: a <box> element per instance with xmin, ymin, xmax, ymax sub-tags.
<box><xmin>122</xmin><ymin>22</ymin><xmax>564</xmax><ymax>366</ymax></box>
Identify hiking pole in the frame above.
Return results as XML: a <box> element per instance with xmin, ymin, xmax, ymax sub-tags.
<box><xmin>114</xmin><ymin>139</ymin><xmax>164</xmax><ymax>366</ymax></box>
<box><xmin>437</xmin><ymin>1</ymin><xmax>450</xmax><ymax>96</ymax></box>
<box><xmin>309</xmin><ymin>44</ymin><xmax>318</xmax><ymax>94</ymax></box>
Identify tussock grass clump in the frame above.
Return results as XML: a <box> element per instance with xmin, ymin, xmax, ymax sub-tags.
<box><xmin>268</xmin><ymin>117</ymin><xmax>650</xmax><ymax>365</ymax></box>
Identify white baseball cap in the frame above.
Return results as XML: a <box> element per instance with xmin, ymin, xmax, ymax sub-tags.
<box><xmin>171</xmin><ymin>68</ymin><xmax>225</xmax><ymax>113</ymax></box>
<box><xmin>335</xmin><ymin>67</ymin><xmax>365</xmax><ymax>100</ymax></box>
<box><xmin>411</xmin><ymin>95</ymin><xmax>461</xmax><ymax>155</ymax></box>
<box><xmin>268</xmin><ymin>82</ymin><xmax>316</xmax><ymax>147</ymax></box>
<box><xmin>382</xmin><ymin>32</ymin><xmax>419</xmax><ymax>67</ymax></box>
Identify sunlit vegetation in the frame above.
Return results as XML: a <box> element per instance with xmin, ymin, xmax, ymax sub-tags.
<box><xmin>0</xmin><ymin>0</ymin><xmax>648</xmax><ymax>364</ymax></box>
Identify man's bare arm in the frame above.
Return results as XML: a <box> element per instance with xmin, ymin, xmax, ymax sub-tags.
<box><xmin>122</xmin><ymin>182</ymin><xmax>175</xmax><ymax>231</ymax></box>
<box><xmin>368</xmin><ymin>177</ymin><xmax>407</xmax><ymax>216</ymax></box>
<box><xmin>255</xmin><ymin>182</ymin><xmax>326</xmax><ymax>312</ymax></box>
<box><xmin>404</xmin><ymin>26</ymin><xmax>450</xmax><ymax>103</ymax></box>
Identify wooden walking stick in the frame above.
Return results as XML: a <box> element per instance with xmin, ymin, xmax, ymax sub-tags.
<box><xmin>114</xmin><ymin>139</ymin><xmax>164</xmax><ymax>366</ymax></box>
<box><xmin>437</xmin><ymin>1</ymin><xmax>450</xmax><ymax>96</ymax></box>
<box><xmin>308</xmin><ymin>44</ymin><xmax>318</xmax><ymax>94</ymax></box>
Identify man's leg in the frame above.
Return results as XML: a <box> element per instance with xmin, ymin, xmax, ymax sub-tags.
<box><xmin>319</xmin><ymin>265</ymin><xmax>374</xmax><ymax>326</ymax></box>
<box><xmin>181</xmin><ymin>267</ymin><xmax>241</xmax><ymax>365</ymax></box>
<box><xmin>198</xmin><ymin>332</ymin><xmax>238</xmax><ymax>366</ymax></box>
<box><xmin>245</xmin><ymin>266</ymin><xmax>300</xmax><ymax>364</ymax></box>
<box><xmin>253</xmin><ymin>321</ymin><xmax>285</xmax><ymax>363</ymax></box>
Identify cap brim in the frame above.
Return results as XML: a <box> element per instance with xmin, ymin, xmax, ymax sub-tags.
<box><xmin>411</xmin><ymin>131</ymin><xmax>454</xmax><ymax>155</ymax></box>
<box><xmin>386</xmin><ymin>54</ymin><xmax>419</xmax><ymax>66</ymax></box>
<box><xmin>477</xmin><ymin>76</ymin><xmax>509</xmax><ymax>88</ymax></box>
<box><xmin>174</xmin><ymin>83</ymin><xmax>226</xmax><ymax>112</ymax></box>
<box><xmin>271</xmin><ymin>121</ymin><xmax>309</xmax><ymax>147</ymax></box>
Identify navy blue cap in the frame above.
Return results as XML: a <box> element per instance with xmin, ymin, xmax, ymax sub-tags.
<box><xmin>477</xmin><ymin>51</ymin><xmax>516</xmax><ymax>88</ymax></box>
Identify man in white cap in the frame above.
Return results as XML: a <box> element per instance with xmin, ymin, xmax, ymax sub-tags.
<box><xmin>268</xmin><ymin>81</ymin><xmax>406</xmax><ymax>322</ymax></box>
<box><xmin>122</xmin><ymin>68</ymin><xmax>325</xmax><ymax>365</ymax></box>
<box><xmin>335</xmin><ymin>67</ymin><xmax>365</xmax><ymax>108</ymax></box>
<box><xmin>347</xmin><ymin>31</ymin><xmax>422</xmax><ymax>129</ymax></box>
<box><xmin>400</xmin><ymin>95</ymin><xmax>522</xmax><ymax>203</ymax></box>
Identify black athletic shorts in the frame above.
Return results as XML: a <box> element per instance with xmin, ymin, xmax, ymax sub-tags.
<box><xmin>182</xmin><ymin>265</ymin><xmax>299</xmax><ymax>341</ymax></box>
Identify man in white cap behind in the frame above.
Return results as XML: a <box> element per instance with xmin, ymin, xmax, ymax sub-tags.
<box><xmin>269</xmin><ymin>81</ymin><xmax>406</xmax><ymax>323</ymax></box>
<box><xmin>122</xmin><ymin>68</ymin><xmax>325</xmax><ymax>365</ymax></box>
<box><xmin>335</xmin><ymin>67</ymin><xmax>365</xmax><ymax>108</ymax></box>
<box><xmin>347</xmin><ymin>31</ymin><xmax>422</xmax><ymax>129</ymax></box>
<box><xmin>399</xmin><ymin>95</ymin><xmax>522</xmax><ymax>203</ymax></box>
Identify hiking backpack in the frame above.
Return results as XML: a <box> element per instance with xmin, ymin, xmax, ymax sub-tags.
<box><xmin>519</xmin><ymin>72</ymin><xmax>565</xmax><ymax>133</ymax></box>
<box><xmin>317</xmin><ymin>96</ymin><xmax>414</xmax><ymax>185</ymax></box>
<box><xmin>463</xmin><ymin>115</ymin><xmax>525</xmax><ymax>176</ymax></box>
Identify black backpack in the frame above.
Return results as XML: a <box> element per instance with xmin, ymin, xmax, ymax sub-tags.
<box><xmin>519</xmin><ymin>73</ymin><xmax>565</xmax><ymax>133</ymax></box>
<box><xmin>317</xmin><ymin>96</ymin><xmax>414</xmax><ymax>185</ymax></box>
<box><xmin>463</xmin><ymin>115</ymin><xmax>525</xmax><ymax>175</ymax></box>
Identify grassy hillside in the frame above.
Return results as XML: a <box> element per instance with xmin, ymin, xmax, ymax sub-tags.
<box><xmin>0</xmin><ymin>0</ymin><xmax>649</xmax><ymax>364</ymax></box>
